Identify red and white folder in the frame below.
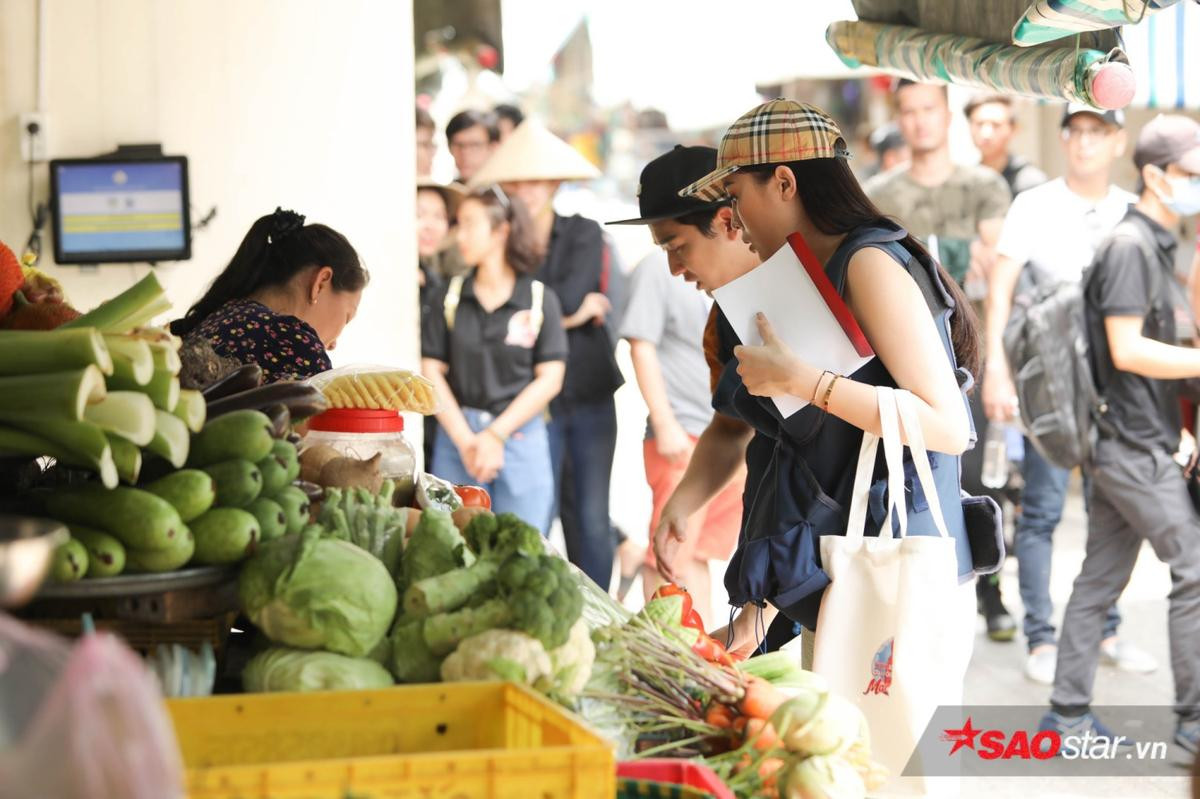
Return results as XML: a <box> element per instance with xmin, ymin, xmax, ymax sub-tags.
<box><xmin>712</xmin><ymin>231</ymin><xmax>875</xmax><ymax>418</ymax></box>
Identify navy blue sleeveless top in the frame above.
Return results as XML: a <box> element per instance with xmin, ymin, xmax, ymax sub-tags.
<box><xmin>714</xmin><ymin>221</ymin><xmax>976</xmax><ymax>630</ymax></box>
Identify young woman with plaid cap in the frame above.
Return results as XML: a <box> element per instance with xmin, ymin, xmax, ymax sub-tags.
<box><xmin>664</xmin><ymin>99</ymin><xmax>986</xmax><ymax>657</ymax></box>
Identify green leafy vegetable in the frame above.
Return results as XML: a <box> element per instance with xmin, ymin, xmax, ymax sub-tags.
<box><xmin>242</xmin><ymin>647</ymin><xmax>393</xmax><ymax>693</ymax></box>
<box><xmin>238</xmin><ymin>527</ymin><xmax>398</xmax><ymax>657</ymax></box>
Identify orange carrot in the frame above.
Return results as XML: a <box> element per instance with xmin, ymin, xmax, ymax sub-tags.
<box><xmin>705</xmin><ymin>703</ymin><xmax>735</xmax><ymax>729</ymax></box>
<box><xmin>745</xmin><ymin>718</ymin><xmax>781</xmax><ymax>751</ymax></box>
<box><xmin>732</xmin><ymin>715</ymin><xmax>749</xmax><ymax>735</ymax></box>
<box><xmin>758</xmin><ymin>757</ymin><xmax>786</xmax><ymax>788</ymax></box>
<box><xmin>739</xmin><ymin>675</ymin><xmax>789</xmax><ymax>720</ymax></box>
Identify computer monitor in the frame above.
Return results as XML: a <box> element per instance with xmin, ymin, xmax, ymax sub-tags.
<box><xmin>50</xmin><ymin>156</ymin><xmax>191</xmax><ymax>264</ymax></box>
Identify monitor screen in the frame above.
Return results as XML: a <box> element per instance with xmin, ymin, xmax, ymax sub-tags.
<box><xmin>50</xmin><ymin>157</ymin><xmax>191</xmax><ymax>264</ymax></box>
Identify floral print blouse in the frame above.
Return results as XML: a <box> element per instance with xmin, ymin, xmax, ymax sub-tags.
<box><xmin>189</xmin><ymin>299</ymin><xmax>331</xmax><ymax>383</ymax></box>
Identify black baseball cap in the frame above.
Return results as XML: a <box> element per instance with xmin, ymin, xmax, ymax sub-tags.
<box><xmin>607</xmin><ymin>145</ymin><xmax>728</xmax><ymax>225</ymax></box>
<box><xmin>1061</xmin><ymin>103</ymin><xmax>1125</xmax><ymax>129</ymax></box>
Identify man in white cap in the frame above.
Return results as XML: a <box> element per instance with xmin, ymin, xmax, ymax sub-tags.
<box><xmin>984</xmin><ymin>104</ymin><xmax>1156</xmax><ymax>685</ymax></box>
<box><xmin>1041</xmin><ymin>114</ymin><xmax>1200</xmax><ymax>754</ymax></box>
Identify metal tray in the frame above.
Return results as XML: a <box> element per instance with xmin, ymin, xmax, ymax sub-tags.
<box><xmin>36</xmin><ymin>565</ymin><xmax>238</xmax><ymax>599</ymax></box>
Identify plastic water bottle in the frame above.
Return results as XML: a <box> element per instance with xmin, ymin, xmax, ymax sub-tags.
<box><xmin>981</xmin><ymin>423</ymin><xmax>1009</xmax><ymax>490</ymax></box>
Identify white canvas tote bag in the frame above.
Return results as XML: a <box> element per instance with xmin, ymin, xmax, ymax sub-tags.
<box><xmin>812</xmin><ymin>386</ymin><xmax>975</xmax><ymax>797</ymax></box>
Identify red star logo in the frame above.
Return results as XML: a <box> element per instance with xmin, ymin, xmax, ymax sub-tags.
<box><xmin>941</xmin><ymin>716</ymin><xmax>982</xmax><ymax>755</ymax></box>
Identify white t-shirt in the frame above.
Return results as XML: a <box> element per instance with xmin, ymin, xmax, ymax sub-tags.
<box><xmin>996</xmin><ymin>177</ymin><xmax>1136</xmax><ymax>283</ymax></box>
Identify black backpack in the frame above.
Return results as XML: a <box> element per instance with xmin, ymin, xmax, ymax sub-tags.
<box><xmin>1002</xmin><ymin>221</ymin><xmax>1156</xmax><ymax>470</ymax></box>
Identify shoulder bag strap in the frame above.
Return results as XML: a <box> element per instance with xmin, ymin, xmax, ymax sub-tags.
<box><xmin>443</xmin><ymin>275</ymin><xmax>465</xmax><ymax>331</ymax></box>
<box><xmin>529</xmin><ymin>279</ymin><xmax>545</xmax><ymax>336</ymax></box>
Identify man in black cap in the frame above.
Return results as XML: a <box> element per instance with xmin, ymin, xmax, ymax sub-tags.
<box><xmin>983</xmin><ymin>104</ymin><xmax>1154</xmax><ymax>685</ymax></box>
<box><xmin>607</xmin><ymin>146</ymin><xmax>758</xmax><ymax>617</ymax></box>
<box><xmin>1042</xmin><ymin>114</ymin><xmax>1200</xmax><ymax>753</ymax></box>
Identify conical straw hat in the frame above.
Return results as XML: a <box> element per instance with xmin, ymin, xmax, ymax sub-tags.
<box><xmin>467</xmin><ymin>118</ymin><xmax>600</xmax><ymax>188</ymax></box>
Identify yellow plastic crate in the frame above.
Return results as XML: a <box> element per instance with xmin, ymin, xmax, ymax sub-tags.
<box><xmin>166</xmin><ymin>681</ymin><xmax>615</xmax><ymax>799</ymax></box>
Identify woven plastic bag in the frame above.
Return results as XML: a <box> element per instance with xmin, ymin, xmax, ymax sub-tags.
<box><xmin>0</xmin><ymin>614</ymin><xmax>183</xmax><ymax>799</ymax></box>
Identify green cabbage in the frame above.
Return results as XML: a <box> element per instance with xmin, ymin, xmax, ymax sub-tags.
<box><xmin>238</xmin><ymin>528</ymin><xmax>398</xmax><ymax>657</ymax></box>
<box><xmin>243</xmin><ymin>647</ymin><xmax>394</xmax><ymax>693</ymax></box>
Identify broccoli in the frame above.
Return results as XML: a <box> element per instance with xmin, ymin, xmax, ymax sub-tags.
<box><xmin>399</xmin><ymin>509</ymin><xmax>474</xmax><ymax>593</ymax></box>
<box><xmin>402</xmin><ymin>512</ymin><xmax>543</xmax><ymax>617</ymax></box>
<box><xmin>421</xmin><ymin>552</ymin><xmax>583</xmax><ymax>655</ymax></box>
<box><xmin>388</xmin><ymin>617</ymin><xmax>443</xmax><ymax>683</ymax></box>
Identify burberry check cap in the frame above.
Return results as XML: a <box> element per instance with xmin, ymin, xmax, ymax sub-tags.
<box><xmin>678</xmin><ymin>99</ymin><xmax>850</xmax><ymax>202</ymax></box>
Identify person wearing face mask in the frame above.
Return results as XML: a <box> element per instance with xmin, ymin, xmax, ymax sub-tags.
<box><xmin>468</xmin><ymin>120</ymin><xmax>626</xmax><ymax>589</ymax></box>
<box><xmin>608</xmin><ymin>146</ymin><xmax>758</xmax><ymax>620</ymax></box>
<box><xmin>982</xmin><ymin>105</ymin><xmax>1156</xmax><ymax>686</ymax></box>
<box><xmin>674</xmin><ymin>99</ymin><xmax>985</xmax><ymax>658</ymax></box>
<box><xmin>171</xmin><ymin>208</ymin><xmax>367</xmax><ymax>383</ymax></box>
<box><xmin>1040</xmin><ymin>114</ymin><xmax>1200</xmax><ymax>754</ymax></box>
<box><xmin>420</xmin><ymin>188</ymin><xmax>567</xmax><ymax>533</ymax></box>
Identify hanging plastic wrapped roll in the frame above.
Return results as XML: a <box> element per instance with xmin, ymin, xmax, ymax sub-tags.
<box><xmin>826</xmin><ymin>19</ymin><xmax>1136</xmax><ymax>109</ymax></box>
<box><xmin>1012</xmin><ymin>0</ymin><xmax>1183</xmax><ymax>47</ymax></box>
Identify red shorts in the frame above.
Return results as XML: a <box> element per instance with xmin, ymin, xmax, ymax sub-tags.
<box><xmin>643</xmin><ymin>436</ymin><xmax>745</xmax><ymax>564</ymax></box>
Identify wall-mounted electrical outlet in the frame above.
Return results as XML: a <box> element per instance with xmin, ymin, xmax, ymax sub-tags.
<box><xmin>19</xmin><ymin>112</ymin><xmax>48</xmax><ymax>162</ymax></box>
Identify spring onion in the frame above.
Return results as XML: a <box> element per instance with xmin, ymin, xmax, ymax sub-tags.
<box><xmin>0</xmin><ymin>423</ymin><xmax>118</xmax><ymax>488</ymax></box>
<box><xmin>83</xmin><ymin>391</ymin><xmax>156</xmax><ymax>446</ymax></box>
<box><xmin>110</xmin><ymin>367</ymin><xmax>179</xmax><ymax>412</ymax></box>
<box><xmin>105</xmin><ymin>336</ymin><xmax>154</xmax><ymax>386</ymax></box>
<box><xmin>0</xmin><ymin>366</ymin><xmax>106</xmax><ymax>421</ymax></box>
<box><xmin>147</xmin><ymin>409</ymin><xmax>189</xmax><ymax>468</ymax></box>
<box><xmin>0</xmin><ymin>329</ymin><xmax>113</xmax><ymax>376</ymax></box>
<box><xmin>62</xmin><ymin>272</ymin><xmax>170</xmax><ymax>334</ymax></box>
<box><xmin>170</xmin><ymin>389</ymin><xmax>207</xmax><ymax>433</ymax></box>
<box><xmin>105</xmin><ymin>433</ymin><xmax>142</xmax><ymax>484</ymax></box>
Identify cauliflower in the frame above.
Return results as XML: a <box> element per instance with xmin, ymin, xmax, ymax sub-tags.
<box><xmin>544</xmin><ymin>618</ymin><xmax>596</xmax><ymax>698</ymax></box>
<box><xmin>440</xmin><ymin>628</ymin><xmax>552</xmax><ymax>685</ymax></box>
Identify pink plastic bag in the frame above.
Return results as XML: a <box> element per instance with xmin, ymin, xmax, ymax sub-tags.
<box><xmin>0</xmin><ymin>614</ymin><xmax>183</xmax><ymax>799</ymax></box>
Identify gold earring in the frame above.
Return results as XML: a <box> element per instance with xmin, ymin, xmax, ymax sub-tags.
<box><xmin>310</xmin><ymin>298</ymin><xmax>317</xmax><ymax>305</ymax></box>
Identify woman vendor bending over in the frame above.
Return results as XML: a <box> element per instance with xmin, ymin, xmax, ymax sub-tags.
<box><xmin>171</xmin><ymin>208</ymin><xmax>367</xmax><ymax>383</ymax></box>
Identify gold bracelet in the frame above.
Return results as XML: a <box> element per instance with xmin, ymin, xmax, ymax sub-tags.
<box><xmin>483</xmin><ymin>427</ymin><xmax>508</xmax><ymax>443</ymax></box>
<box><xmin>811</xmin><ymin>370</ymin><xmax>833</xmax><ymax>406</ymax></box>
<box><xmin>821</xmin><ymin>374</ymin><xmax>842</xmax><ymax>410</ymax></box>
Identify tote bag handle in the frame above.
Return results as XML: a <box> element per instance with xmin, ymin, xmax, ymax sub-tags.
<box><xmin>893</xmin><ymin>388</ymin><xmax>952</xmax><ymax>540</ymax></box>
<box><xmin>845</xmin><ymin>385</ymin><xmax>908</xmax><ymax>544</ymax></box>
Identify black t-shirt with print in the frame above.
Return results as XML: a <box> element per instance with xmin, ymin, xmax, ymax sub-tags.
<box><xmin>1085</xmin><ymin>207</ymin><xmax>1184</xmax><ymax>455</ymax></box>
<box><xmin>422</xmin><ymin>271</ymin><xmax>568</xmax><ymax>416</ymax></box>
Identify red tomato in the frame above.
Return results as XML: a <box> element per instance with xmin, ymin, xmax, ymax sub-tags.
<box><xmin>652</xmin><ymin>584</ymin><xmax>694</xmax><ymax>624</ymax></box>
<box><xmin>453</xmin><ymin>485</ymin><xmax>492</xmax><ymax>509</ymax></box>
<box><xmin>692</xmin><ymin>635</ymin><xmax>734</xmax><ymax>665</ymax></box>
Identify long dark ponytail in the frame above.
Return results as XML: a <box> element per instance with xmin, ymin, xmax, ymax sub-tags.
<box><xmin>171</xmin><ymin>208</ymin><xmax>368</xmax><ymax>336</ymax></box>
<box><xmin>744</xmin><ymin>159</ymin><xmax>982</xmax><ymax>381</ymax></box>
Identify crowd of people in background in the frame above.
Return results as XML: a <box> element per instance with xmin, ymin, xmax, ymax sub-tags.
<box><xmin>410</xmin><ymin>89</ymin><xmax>1200</xmax><ymax>734</ymax></box>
